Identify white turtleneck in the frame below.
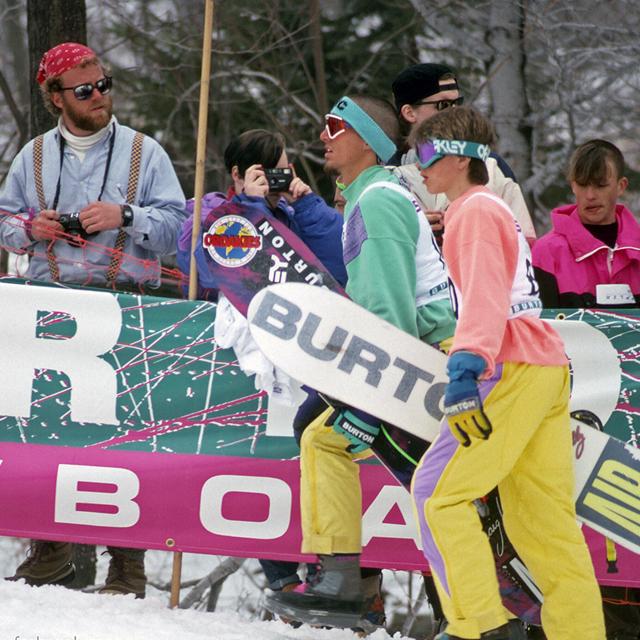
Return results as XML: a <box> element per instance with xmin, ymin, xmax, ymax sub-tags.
<box><xmin>58</xmin><ymin>115</ymin><xmax>115</xmax><ymax>162</ymax></box>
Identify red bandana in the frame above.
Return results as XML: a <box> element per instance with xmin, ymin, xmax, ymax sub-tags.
<box><xmin>37</xmin><ymin>42</ymin><xmax>96</xmax><ymax>85</ymax></box>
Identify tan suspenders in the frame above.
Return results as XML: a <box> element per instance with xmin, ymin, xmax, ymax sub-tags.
<box><xmin>33</xmin><ymin>130</ymin><xmax>144</xmax><ymax>284</ymax></box>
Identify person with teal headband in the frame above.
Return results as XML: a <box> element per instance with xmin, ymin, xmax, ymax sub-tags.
<box><xmin>264</xmin><ymin>94</ymin><xmax>456</xmax><ymax>631</ymax></box>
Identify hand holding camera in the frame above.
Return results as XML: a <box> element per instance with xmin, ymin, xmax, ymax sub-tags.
<box><xmin>31</xmin><ymin>202</ymin><xmax>126</xmax><ymax>243</ymax></box>
<box><xmin>76</xmin><ymin>202</ymin><xmax>124</xmax><ymax>235</ymax></box>
<box><xmin>30</xmin><ymin>209</ymin><xmax>63</xmax><ymax>241</ymax></box>
<box><xmin>243</xmin><ymin>164</ymin><xmax>270</xmax><ymax>197</ymax></box>
<box><xmin>244</xmin><ymin>164</ymin><xmax>296</xmax><ymax>198</ymax></box>
<box><xmin>285</xmin><ymin>176</ymin><xmax>312</xmax><ymax>202</ymax></box>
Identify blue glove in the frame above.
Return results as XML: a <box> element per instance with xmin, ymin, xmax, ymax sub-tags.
<box><xmin>330</xmin><ymin>407</ymin><xmax>380</xmax><ymax>454</ymax></box>
<box><xmin>444</xmin><ymin>351</ymin><xmax>492</xmax><ymax>447</ymax></box>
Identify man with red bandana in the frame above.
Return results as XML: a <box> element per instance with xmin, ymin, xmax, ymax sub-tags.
<box><xmin>0</xmin><ymin>43</ymin><xmax>186</xmax><ymax>597</ymax></box>
<box><xmin>0</xmin><ymin>42</ymin><xmax>185</xmax><ymax>288</ymax></box>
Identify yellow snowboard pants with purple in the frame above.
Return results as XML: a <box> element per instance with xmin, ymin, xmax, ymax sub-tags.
<box><xmin>411</xmin><ymin>362</ymin><xmax>605</xmax><ymax>639</ymax></box>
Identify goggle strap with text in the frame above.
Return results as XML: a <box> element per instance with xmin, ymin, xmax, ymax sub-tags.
<box><xmin>416</xmin><ymin>139</ymin><xmax>491</xmax><ymax>169</ymax></box>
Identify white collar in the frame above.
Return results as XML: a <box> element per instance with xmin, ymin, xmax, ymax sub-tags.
<box><xmin>57</xmin><ymin>116</ymin><xmax>115</xmax><ymax>159</ymax></box>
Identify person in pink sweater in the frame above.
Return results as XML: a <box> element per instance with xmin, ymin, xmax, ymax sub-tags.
<box><xmin>532</xmin><ymin>139</ymin><xmax>640</xmax><ymax>308</ymax></box>
<box><xmin>409</xmin><ymin>107</ymin><xmax>605</xmax><ymax>640</ymax></box>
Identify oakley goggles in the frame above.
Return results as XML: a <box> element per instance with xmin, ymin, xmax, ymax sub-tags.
<box><xmin>416</xmin><ymin>138</ymin><xmax>491</xmax><ymax>169</ymax></box>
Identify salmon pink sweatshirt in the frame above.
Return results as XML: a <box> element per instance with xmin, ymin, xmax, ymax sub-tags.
<box><xmin>443</xmin><ymin>186</ymin><xmax>567</xmax><ymax>377</ymax></box>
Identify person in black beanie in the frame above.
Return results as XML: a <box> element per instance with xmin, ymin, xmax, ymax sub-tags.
<box><xmin>389</xmin><ymin>63</ymin><xmax>536</xmax><ymax>245</ymax></box>
<box><xmin>392</xmin><ymin>63</ymin><xmax>463</xmax><ymax>141</ymax></box>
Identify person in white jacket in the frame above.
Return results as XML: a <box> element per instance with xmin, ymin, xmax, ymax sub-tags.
<box><xmin>389</xmin><ymin>63</ymin><xmax>536</xmax><ymax>245</ymax></box>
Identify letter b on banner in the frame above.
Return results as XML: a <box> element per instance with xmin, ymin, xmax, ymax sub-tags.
<box><xmin>55</xmin><ymin>464</ymin><xmax>140</xmax><ymax>527</ymax></box>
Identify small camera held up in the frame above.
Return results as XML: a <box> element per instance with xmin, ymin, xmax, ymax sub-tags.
<box><xmin>264</xmin><ymin>168</ymin><xmax>293</xmax><ymax>193</ymax></box>
<box><xmin>58</xmin><ymin>211</ymin><xmax>96</xmax><ymax>240</ymax></box>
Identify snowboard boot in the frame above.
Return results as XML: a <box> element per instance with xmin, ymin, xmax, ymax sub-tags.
<box><xmin>436</xmin><ymin>619</ymin><xmax>527</xmax><ymax>640</ymax></box>
<box><xmin>98</xmin><ymin>547</ymin><xmax>146</xmax><ymax>599</ymax></box>
<box><xmin>264</xmin><ymin>554</ymin><xmax>364</xmax><ymax>628</ymax></box>
<box><xmin>271</xmin><ymin>581</ymin><xmax>304</xmax><ymax>628</ymax></box>
<box><xmin>6</xmin><ymin>540</ymin><xmax>75</xmax><ymax>586</ymax></box>
<box><xmin>352</xmin><ymin>574</ymin><xmax>386</xmax><ymax>633</ymax></box>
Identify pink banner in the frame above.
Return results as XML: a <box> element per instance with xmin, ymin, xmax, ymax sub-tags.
<box><xmin>0</xmin><ymin>443</ymin><xmax>636</xmax><ymax>587</ymax></box>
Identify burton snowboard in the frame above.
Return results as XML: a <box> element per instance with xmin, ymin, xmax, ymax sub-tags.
<box><xmin>194</xmin><ymin>199</ymin><xmax>345</xmax><ymax>315</ymax></box>
<box><xmin>247</xmin><ymin>283</ymin><xmax>640</xmax><ymax>560</ymax></box>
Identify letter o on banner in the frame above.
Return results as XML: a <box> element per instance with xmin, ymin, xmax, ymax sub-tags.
<box><xmin>200</xmin><ymin>475</ymin><xmax>291</xmax><ymax>539</ymax></box>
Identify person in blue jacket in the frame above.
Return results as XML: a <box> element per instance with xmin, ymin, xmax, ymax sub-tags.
<box><xmin>177</xmin><ymin>128</ymin><xmax>347</xmax><ymax>298</ymax></box>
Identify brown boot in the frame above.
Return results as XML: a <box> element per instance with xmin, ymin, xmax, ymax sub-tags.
<box><xmin>6</xmin><ymin>540</ymin><xmax>75</xmax><ymax>586</ymax></box>
<box><xmin>98</xmin><ymin>547</ymin><xmax>146</xmax><ymax>599</ymax></box>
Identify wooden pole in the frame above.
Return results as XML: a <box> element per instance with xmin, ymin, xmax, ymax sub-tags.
<box><xmin>170</xmin><ymin>0</ymin><xmax>215</xmax><ymax>609</ymax></box>
<box><xmin>187</xmin><ymin>0</ymin><xmax>215</xmax><ymax>303</ymax></box>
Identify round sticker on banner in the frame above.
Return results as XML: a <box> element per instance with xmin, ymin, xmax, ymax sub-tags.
<box><xmin>203</xmin><ymin>215</ymin><xmax>263</xmax><ymax>267</ymax></box>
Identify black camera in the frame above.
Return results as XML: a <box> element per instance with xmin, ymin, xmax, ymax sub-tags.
<box><xmin>58</xmin><ymin>211</ymin><xmax>94</xmax><ymax>239</ymax></box>
<box><xmin>264</xmin><ymin>168</ymin><xmax>293</xmax><ymax>193</ymax></box>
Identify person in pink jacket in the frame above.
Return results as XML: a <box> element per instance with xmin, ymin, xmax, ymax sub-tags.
<box><xmin>532</xmin><ymin>139</ymin><xmax>640</xmax><ymax>308</ymax></box>
<box><xmin>532</xmin><ymin>138</ymin><xmax>640</xmax><ymax>638</ymax></box>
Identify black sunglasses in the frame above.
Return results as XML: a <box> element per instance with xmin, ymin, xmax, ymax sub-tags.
<box><xmin>59</xmin><ymin>76</ymin><xmax>112</xmax><ymax>101</ymax></box>
<box><xmin>413</xmin><ymin>96</ymin><xmax>464</xmax><ymax>111</ymax></box>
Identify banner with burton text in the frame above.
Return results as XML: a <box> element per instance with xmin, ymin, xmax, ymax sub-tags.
<box><xmin>0</xmin><ymin>280</ymin><xmax>637</xmax><ymax>587</ymax></box>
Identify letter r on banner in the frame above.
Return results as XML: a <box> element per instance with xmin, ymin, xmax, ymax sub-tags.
<box><xmin>0</xmin><ymin>284</ymin><xmax>121</xmax><ymax>424</ymax></box>
<box><xmin>55</xmin><ymin>464</ymin><xmax>140</xmax><ymax>527</ymax></box>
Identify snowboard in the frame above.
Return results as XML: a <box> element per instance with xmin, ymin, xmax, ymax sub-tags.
<box><xmin>197</xmin><ymin>209</ymin><xmax>544</xmax><ymax>622</ymax></box>
<box><xmin>247</xmin><ymin>283</ymin><xmax>640</xmax><ymax>559</ymax></box>
<box><xmin>194</xmin><ymin>199</ymin><xmax>345</xmax><ymax>315</ymax></box>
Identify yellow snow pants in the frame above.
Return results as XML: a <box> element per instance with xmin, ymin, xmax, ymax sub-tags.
<box><xmin>299</xmin><ymin>407</ymin><xmax>371</xmax><ymax>554</ymax></box>
<box><xmin>411</xmin><ymin>362</ymin><xmax>605</xmax><ymax>639</ymax></box>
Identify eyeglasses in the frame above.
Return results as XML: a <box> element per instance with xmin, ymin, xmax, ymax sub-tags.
<box><xmin>324</xmin><ymin>114</ymin><xmax>352</xmax><ymax>139</ymax></box>
<box><xmin>413</xmin><ymin>96</ymin><xmax>464</xmax><ymax>111</ymax></box>
<box><xmin>59</xmin><ymin>76</ymin><xmax>112</xmax><ymax>101</ymax></box>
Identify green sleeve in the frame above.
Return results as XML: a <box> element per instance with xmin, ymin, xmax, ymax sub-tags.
<box><xmin>345</xmin><ymin>189</ymin><xmax>421</xmax><ymax>337</ymax></box>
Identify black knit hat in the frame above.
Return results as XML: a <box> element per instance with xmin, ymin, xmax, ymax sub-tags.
<box><xmin>391</xmin><ymin>63</ymin><xmax>458</xmax><ymax>111</ymax></box>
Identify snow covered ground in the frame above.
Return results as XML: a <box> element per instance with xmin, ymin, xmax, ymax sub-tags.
<box><xmin>0</xmin><ymin>539</ymin><xmax>428</xmax><ymax>640</ymax></box>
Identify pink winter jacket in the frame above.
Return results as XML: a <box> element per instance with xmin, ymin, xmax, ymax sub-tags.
<box><xmin>532</xmin><ymin>203</ymin><xmax>640</xmax><ymax>307</ymax></box>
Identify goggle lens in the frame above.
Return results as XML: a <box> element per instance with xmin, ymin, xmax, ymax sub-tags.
<box><xmin>416</xmin><ymin>142</ymin><xmax>444</xmax><ymax>169</ymax></box>
<box><xmin>324</xmin><ymin>114</ymin><xmax>351</xmax><ymax>139</ymax></box>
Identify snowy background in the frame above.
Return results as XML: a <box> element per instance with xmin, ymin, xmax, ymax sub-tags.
<box><xmin>0</xmin><ymin>538</ymin><xmax>434</xmax><ymax>640</ymax></box>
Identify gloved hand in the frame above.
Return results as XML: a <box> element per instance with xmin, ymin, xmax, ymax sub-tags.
<box><xmin>329</xmin><ymin>406</ymin><xmax>381</xmax><ymax>454</ymax></box>
<box><xmin>444</xmin><ymin>351</ymin><xmax>492</xmax><ymax>447</ymax></box>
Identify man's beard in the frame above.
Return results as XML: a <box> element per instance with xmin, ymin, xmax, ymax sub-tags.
<box><xmin>64</xmin><ymin>96</ymin><xmax>113</xmax><ymax>133</ymax></box>
<box><xmin>323</xmin><ymin>158</ymin><xmax>338</xmax><ymax>175</ymax></box>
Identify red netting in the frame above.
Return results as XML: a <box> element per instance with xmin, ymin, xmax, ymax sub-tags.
<box><xmin>0</xmin><ymin>213</ymin><xmax>187</xmax><ymax>296</ymax></box>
